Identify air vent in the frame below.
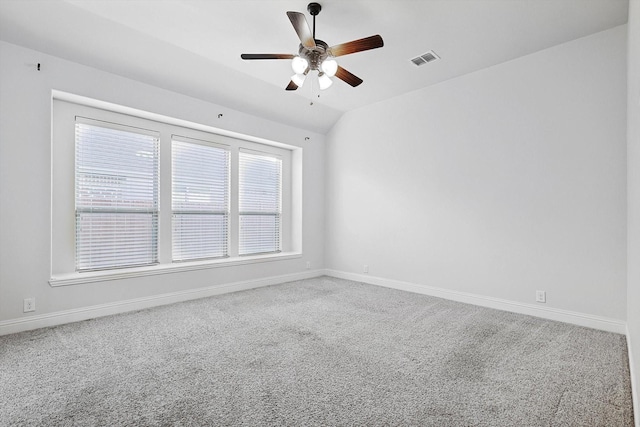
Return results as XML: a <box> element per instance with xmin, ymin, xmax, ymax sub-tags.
<box><xmin>410</xmin><ymin>50</ymin><xmax>440</xmax><ymax>66</ymax></box>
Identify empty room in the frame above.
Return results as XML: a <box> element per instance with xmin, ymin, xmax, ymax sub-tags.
<box><xmin>1</xmin><ymin>0</ymin><xmax>638</xmax><ymax>425</ymax></box>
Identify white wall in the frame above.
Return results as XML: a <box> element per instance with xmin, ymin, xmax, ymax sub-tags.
<box><xmin>626</xmin><ymin>0</ymin><xmax>640</xmax><ymax>420</ymax></box>
<box><xmin>0</xmin><ymin>41</ymin><xmax>325</xmax><ymax>325</ymax></box>
<box><xmin>325</xmin><ymin>26</ymin><xmax>628</xmax><ymax>320</ymax></box>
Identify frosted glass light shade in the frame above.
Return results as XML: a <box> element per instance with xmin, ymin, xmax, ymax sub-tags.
<box><xmin>291</xmin><ymin>56</ymin><xmax>308</xmax><ymax>74</ymax></box>
<box><xmin>318</xmin><ymin>73</ymin><xmax>333</xmax><ymax>90</ymax></box>
<box><xmin>291</xmin><ymin>73</ymin><xmax>306</xmax><ymax>87</ymax></box>
<box><xmin>321</xmin><ymin>58</ymin><xmax>338</xmax><ymax>77</ymax></box>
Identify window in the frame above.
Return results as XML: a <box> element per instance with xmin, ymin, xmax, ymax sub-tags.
<box><xmin>51</xmin><ymin>96</ymin><xmax>299</xmax><ymax>283</ymax></box>
<box><xmin>239</xmin><ymin>151</ymin><xmax>282</xmax><ymax>255</ymax></box>
<box><xmin>172</xmin><ymin>137</ymin><xmax>229</xmax><ymax>261</ymax></box>
<box><xmin>75</xmin><ymin>119</ymin><xmax>159</xmax><ymax>271</ymax></box>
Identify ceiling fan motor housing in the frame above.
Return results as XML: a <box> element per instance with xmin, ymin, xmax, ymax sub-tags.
<box><xmin>299</xmin><ymin>39</ymin><xmax>330</xmax><ymax>71</ymax></box>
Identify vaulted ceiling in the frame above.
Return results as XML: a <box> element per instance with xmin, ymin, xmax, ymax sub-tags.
<box><xmin>0</xmin><ymin>0</ymin><xmax>629</xmax><ymax>133</ymax></box>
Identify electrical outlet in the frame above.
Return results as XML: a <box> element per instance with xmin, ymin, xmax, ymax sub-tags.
<box><xmin>306</xmin><ymin>261</ymin><xmax>311</xmax><ymax>269</ymax></box>
<box><xmin>23</xmin><ymin>298</ymin><xmax>35</xmax><ymax>312</ymax></box>
<box><xmin>535</xmin><ymin>291</ymin><xmax>546</xmax><ymax>303</ymax></box>
<box><xmin>363</xmin><ymin>265</ymin><xmax>369</xmax><ymax>274</ymax></box>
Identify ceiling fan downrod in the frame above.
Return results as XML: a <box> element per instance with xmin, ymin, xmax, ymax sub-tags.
<box><xmin>308</xmin><ymin>2</ymin><xmax>321</xmax><ymax>40</ymax></box>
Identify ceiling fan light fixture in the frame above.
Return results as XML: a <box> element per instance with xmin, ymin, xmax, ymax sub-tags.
<box><xmin>241</xmin><ymin>4</ymin><xmax>384</xmax><ymax>91</ymax></box>
<box><xmin>291</xmin><ymin>73</ymin><xmax>307</xmax><ymax>87</ymax></box>
<box><xmin>318</xmin><ymin>72</ymin><xmax>333</xmax><ymax>90</ymax></box>
<box><xmin>291</xmin><ymin>56</ymin><xmax>309</xmax><ymax>74</ymax></box>
<box><xmin>321</xmin><ymin>58</ymin><xmax>338</xmax><ymax>77</ymax></box>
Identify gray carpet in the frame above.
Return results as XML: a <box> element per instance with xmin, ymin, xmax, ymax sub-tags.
<box><xmin>0</xmin><ymin>276</ymin><xmax>634</xmax><ymax>426</ymax></box>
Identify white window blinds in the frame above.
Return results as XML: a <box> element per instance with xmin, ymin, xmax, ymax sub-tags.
<box><xmin>172</xmin><ymin>138</ymin><xmax>229</xmax><ymax>261</ymax></box>
<box><xmin>75</xmin><ymin>120</ymin><xmax>159</xmax><ymax>271</ymax></box>
<box><xmin>238</xmin><ymin>151</ymin><xmax>282</xmax><ymax>255</ymax></box>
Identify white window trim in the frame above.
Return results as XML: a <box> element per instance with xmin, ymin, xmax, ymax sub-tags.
<box><xmin>49</xmin><ymin>252</ymin><xmax>302</xmax><ymax>287</ymax></box>
<box><xmin>50</xmin><ymin>91</ymin><xmax>302</xmax><ymax>287</ymax></box>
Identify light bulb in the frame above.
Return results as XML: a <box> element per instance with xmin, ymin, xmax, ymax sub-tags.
<box><xmin>291</xmin><ymin>73</ymin><xmax>306</xmax><ymax>87</ymax></box>
<box><xmin>321</xmin><ymin>58</ymin><xmax>338</xmax><ymax>77</ymax></box>
<box><xmin>291</xmin><ymin>56</ymin><xmax>308</xmax><ymax>74</ymax></box>
<box><xmin>318</xmin><ymin>73</ymin><xmax>333</xmax><ymax>90</ymax></box>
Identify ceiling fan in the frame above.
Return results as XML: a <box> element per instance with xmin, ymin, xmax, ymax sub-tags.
<box><xmin>241</xmin><ymin>2</ymin><xmax>384</xmax><ymax>91</ymax></box>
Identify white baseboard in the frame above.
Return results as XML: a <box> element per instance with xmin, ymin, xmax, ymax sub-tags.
<box><xmin>1</xmin><ymin>267</ymin><xmax>627</xmax><ymax>336</ymax></box>
<box><xmin>0</xmin><ymin>269</ymin><xmax>324</xmax><ymax>336</ymax></box>
<box><xmin>627</xmin><ymin>325</ymin><xmax>640</xmax><ymax>427</ymax></box>
<box><xmin>324</xmin><ymin>269</ymin><xmax>627</xmax><ymax>334</ymax></box>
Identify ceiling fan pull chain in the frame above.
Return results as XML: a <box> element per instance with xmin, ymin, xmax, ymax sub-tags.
<box><xmin>308</xmin><ymin>71</ymin><xmax>317</xmax><ymax>105</ymax></box>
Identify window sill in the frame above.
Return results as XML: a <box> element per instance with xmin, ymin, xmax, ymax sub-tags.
<box><xmin>49</xmin><ymin>252</ymin><xmax>302</xmax><ymax>287</ymax></box>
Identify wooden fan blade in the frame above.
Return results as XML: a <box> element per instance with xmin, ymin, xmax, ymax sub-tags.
<box><xmin>287</xmin><ymin>11</ymin><xmax>316</xmax><ymax>49</ymax></box>
<box><xmin>329</xmin><ymin>35</ymin><xmax>384</xmax><ymax>57</ymax></box>
<box><xmin>241</xmin><ymin>54</ymin><xmax>295</xmax><ymax>60</ymax></box>
<box><xmin>285</xmin><ymin>80</ymin><xmax>299</xmax><ymax>91</ymax></box>
<box><xmin>335</xmin><ymin>66</ymin><xmax>363</xmax><ymax>87</ymax></box>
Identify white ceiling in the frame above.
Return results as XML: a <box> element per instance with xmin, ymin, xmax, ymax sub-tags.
<box><xmin>0</xmin><ymin>0</ymin><xmax>629</xmax><ymax>133</ymax></box>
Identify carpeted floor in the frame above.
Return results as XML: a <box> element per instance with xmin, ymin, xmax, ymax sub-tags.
<box><xmin>0</xmin><ymin>276</ymin><xmax>634</xmax><ymax>426</ymax></box>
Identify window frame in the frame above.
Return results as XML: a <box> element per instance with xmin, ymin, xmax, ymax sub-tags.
<box><xmin>171</xmin><ymin>135</ymin><xmax>231</xmax><ymax>262</ymax></box>
<box><xmin>51</xmin><ymin>94</ymin><xmax>299</xmax><ymax>286</ymax></box>
<box><xmin>74</xmin><ymin>118</ymin><xmax>161</xmax><ymax>271</ymax></box>
<box><xmin>238</xmin><ymin>149</ymin><xmax>283</xmax><ymax>256</ymax></box>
